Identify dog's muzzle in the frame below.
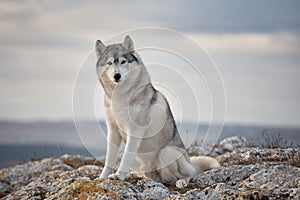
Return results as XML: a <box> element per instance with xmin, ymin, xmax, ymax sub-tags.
<box><xmin>113</xmin><ymin>73</ymin><xmax>121</xmax><ymax>82</ymax></box>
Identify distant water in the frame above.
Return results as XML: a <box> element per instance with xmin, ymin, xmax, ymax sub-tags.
<box><xmin>0</xmin><ymin>120</ymin><xmax>299</xmax><ymax>168</ymax></box>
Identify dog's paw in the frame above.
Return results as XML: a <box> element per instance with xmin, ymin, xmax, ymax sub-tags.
<box><xmin>176</xmin><ymin>179</ymin><xmax>188</xmax><ymax>189</ymax></box>
<box><xmin>108</xmin><ymin>173</ymin><xmax>125</xmax><ymax>181</ymax></box>
<box><xmin>128</xmin><ymin>171</ymin><xmax>140</xmax><ymax>179</ymax></box>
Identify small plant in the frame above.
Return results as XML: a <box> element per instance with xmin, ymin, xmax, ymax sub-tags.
<box><xmin>258</xmin><ymin>130</ymin><xmax>293</xmax><ymax>149</ymax></box>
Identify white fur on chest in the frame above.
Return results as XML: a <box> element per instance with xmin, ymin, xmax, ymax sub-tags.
<box><xmin>109</xmin><ymin>93</ymin><xmax>143</xmax><ymax>134</ymax></box>
<box><xmin>108</xmin><ymin>91</ymin><xmax>167</xmax><ymax>140</ymax></box>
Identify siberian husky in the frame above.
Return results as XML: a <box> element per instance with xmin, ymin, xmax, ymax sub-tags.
<box><xmin>96</xmin><ymin>35</ymin><xmax>220</xmax><ymax>188</ymax></box>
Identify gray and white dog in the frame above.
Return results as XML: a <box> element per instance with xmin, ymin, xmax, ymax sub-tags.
<box><xmin>96</xmin><ymin>35</ymin><xmax>219</xmax><ymax>188</ymax></box>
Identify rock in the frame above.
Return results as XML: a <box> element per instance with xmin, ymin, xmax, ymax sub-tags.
<box><xmin>50</xmin><ymin>178</ymin><xmax>178</xmax><ymax>200</ymax></box>
<box><xmin>173</xmin><ymin>164</ymin><xmax>300</xmax><ymax>199</ymax></box>
<box><xmin>188</xmin><ymin>136</ymin><xmax>250</xmax><ymax>157</ymax></box>
<box><xmin>51</xmin><ymin>163</ymin><xmax>73</xmax><ymax>171</ymax></box>
<box><xmin>0</xmin><ymin>182</ymin><xmax>11</xmax><ymax>198</ymax></box>
<box><xmin>218</xmin><ymin>147</ymin><xmax>300</xmax><ymax>167</ymax></box>
<box><xmin>75</xmin><ymin>165</ymin><xmax>102</xmax><ymax>180</ymax></box>
<box><xmin>218</xmin><ymin>136</ymin><xmax>249</xmax><ymax>152</ymax></box>
<box><xmin>170</xmin><ymin>187</ymin><xmax>221</xmax><ymax>200</ymax></box>
<box><xmin>135</xmin><ymin>179</ymin><xmax>179</xmax><ymax>199</ymax></box>
<box><xmin>51</xmin><ymin>179</ymin><xmax>137</xmax><ymax>199</ymax></box>
<box><xmin>190</xmin><ymin>164</ymin><xmax>265</xmax><ymax>188</ymax></box>
<box><xmin>1</xmin><ymin>136</ymin><xmax>300</xmax><ymax>199</ymax></box>
<box><xmin>246</xmin><ymin>164</ymin><xmax>300</xmax><ymax>189</ymax></box>
<box><xmin>0</xmin><ymin>157</ymin><xmax>66</xmax><ymax>193</ymax></box>
<box><xmin>60</xmin><ymin>154</ymin><xmax>104</xmax><ymax>168</ymax></box>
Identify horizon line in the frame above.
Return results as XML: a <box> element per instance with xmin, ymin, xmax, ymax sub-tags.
<box><xmin>0</xmin><ymin>117</ymin><xmax>299</xmax><ymax>129</ymax></box>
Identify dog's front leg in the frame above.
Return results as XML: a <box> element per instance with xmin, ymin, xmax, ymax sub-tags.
<box><xmin>100</xmin><ymin>131</ymin><xmax>122</xmax><ymax>179</ymax></box>
<box><xmin>108</xmin><ymin>135</ymin><xmax>142</xmax><ymax>180</ymax></box>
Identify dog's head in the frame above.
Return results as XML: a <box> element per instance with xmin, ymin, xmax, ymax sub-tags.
<box><xmin>95</xmin><ymin>35</ymin><xmax>141</xmax><ymax>84</ymax></box>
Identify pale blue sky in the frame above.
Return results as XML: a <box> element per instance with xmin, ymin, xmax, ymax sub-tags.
<box><xmin>0</xmin><ymin>1</ymin><xmax>300</xmax><ymax>127</ymax></box>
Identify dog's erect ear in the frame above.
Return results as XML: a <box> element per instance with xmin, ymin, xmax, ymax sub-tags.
<box><xmin>122</xmin><ymin>35</ymin><xmax>134</xmax><ymax>51</ymax></box>
<box><xmin>95</xmin><ymin>40</ymin><xmax>106</xmax><ymax>58</ymax></box>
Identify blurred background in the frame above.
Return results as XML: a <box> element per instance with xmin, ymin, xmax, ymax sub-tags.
<box><xmin>0</xmin><ymin>0</ymin><xmax>300</xmax><ymax>167</ymax></box>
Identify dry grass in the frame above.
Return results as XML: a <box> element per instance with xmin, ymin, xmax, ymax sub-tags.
<box><xmin>258</xmin><ymin>130</ymin><xmax>295</xmax><ymax>149</ymax></box>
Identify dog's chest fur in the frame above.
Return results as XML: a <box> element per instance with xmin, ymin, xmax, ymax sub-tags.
<box><xmin>106</xmin><ymin>86</ymin><xmax>150</xmax><ymax>132</ymax></box>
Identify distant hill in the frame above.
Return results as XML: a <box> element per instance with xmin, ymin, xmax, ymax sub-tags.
<box><xmin>0</xmin><ymin>120</ymin><xmax>299</xmax><ymax>168</ymax></box>
<box><xmin>0</xmin><ymin>144</ymin><xmax>93</xmax><ymax>168</ymax></box>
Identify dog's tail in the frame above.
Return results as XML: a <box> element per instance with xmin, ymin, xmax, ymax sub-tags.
<box><xmin>190</xmin><ymin>156</ymin><xmax>220</xmax><ymax>175</ymax></box>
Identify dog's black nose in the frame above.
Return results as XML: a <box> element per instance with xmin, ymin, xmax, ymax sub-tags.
<box><xmin>113</xmin><ymin>73</ymin><xmax>121</xmax><ymax>82</ymax></box>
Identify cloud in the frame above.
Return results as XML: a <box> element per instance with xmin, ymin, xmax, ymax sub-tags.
<box><xmin>188</xmin><ymin>32</ymin><xmax>300</xmax><ymax>54</ymax></box>
<box><xmin>161</xmin><ymin>0</ymin><xmax>300</xmax><ymax>34</ymax></box>
<box><xmin>2</xmin><ymin>1</ymin><xmax>300</xmax><ymax>35</ymax></box>
<box><xmin>0</xmin><ymin>0</ymin><xmax>299</xmax><ymax>126</ymax></box>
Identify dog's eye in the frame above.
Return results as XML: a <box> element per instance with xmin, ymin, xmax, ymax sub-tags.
<box><xmin>107</xmin><ymin>61</ymin><xmax>112</xmax><ymax>65</ymax></box>
<box><xmin>121</xmin><ymin>60</ymin><xmax>126</xmax><ymax>64</ymax></box>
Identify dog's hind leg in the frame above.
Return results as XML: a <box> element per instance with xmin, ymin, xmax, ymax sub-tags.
<box><xmin>158</xmin><ymin>146</ymin><xmax>195</xmax><ymax>188</ymax></box>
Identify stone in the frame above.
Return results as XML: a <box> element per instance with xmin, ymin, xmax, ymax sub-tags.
<box><xmin>218</xmin><ymin>147</ymin><xmax>300</xmax><ymax>167</ymax></box>
<box><xmin>218</xmin><ymin>136</ymin><xmax>249</xmax><ymax>152</ymax></box>
<box><xmin>188</xmin><ymin>136</ymin><xmax>250</xmax><ymax>157</ymax></box>
<box><xmin>60</xmin><ymin>154</ymin><xmax>104</xmax><ymax>168</ymax></box>
<box><xmin>0</xmin><ymin>181</ymin><xmax>11</xmax><ymax>198</ymax></box>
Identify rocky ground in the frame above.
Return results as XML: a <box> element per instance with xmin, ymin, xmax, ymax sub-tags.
<box><xmin>0</xmin><ymin>136</ymin><xmax>299</xmax><ymax>200</ymax></box>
